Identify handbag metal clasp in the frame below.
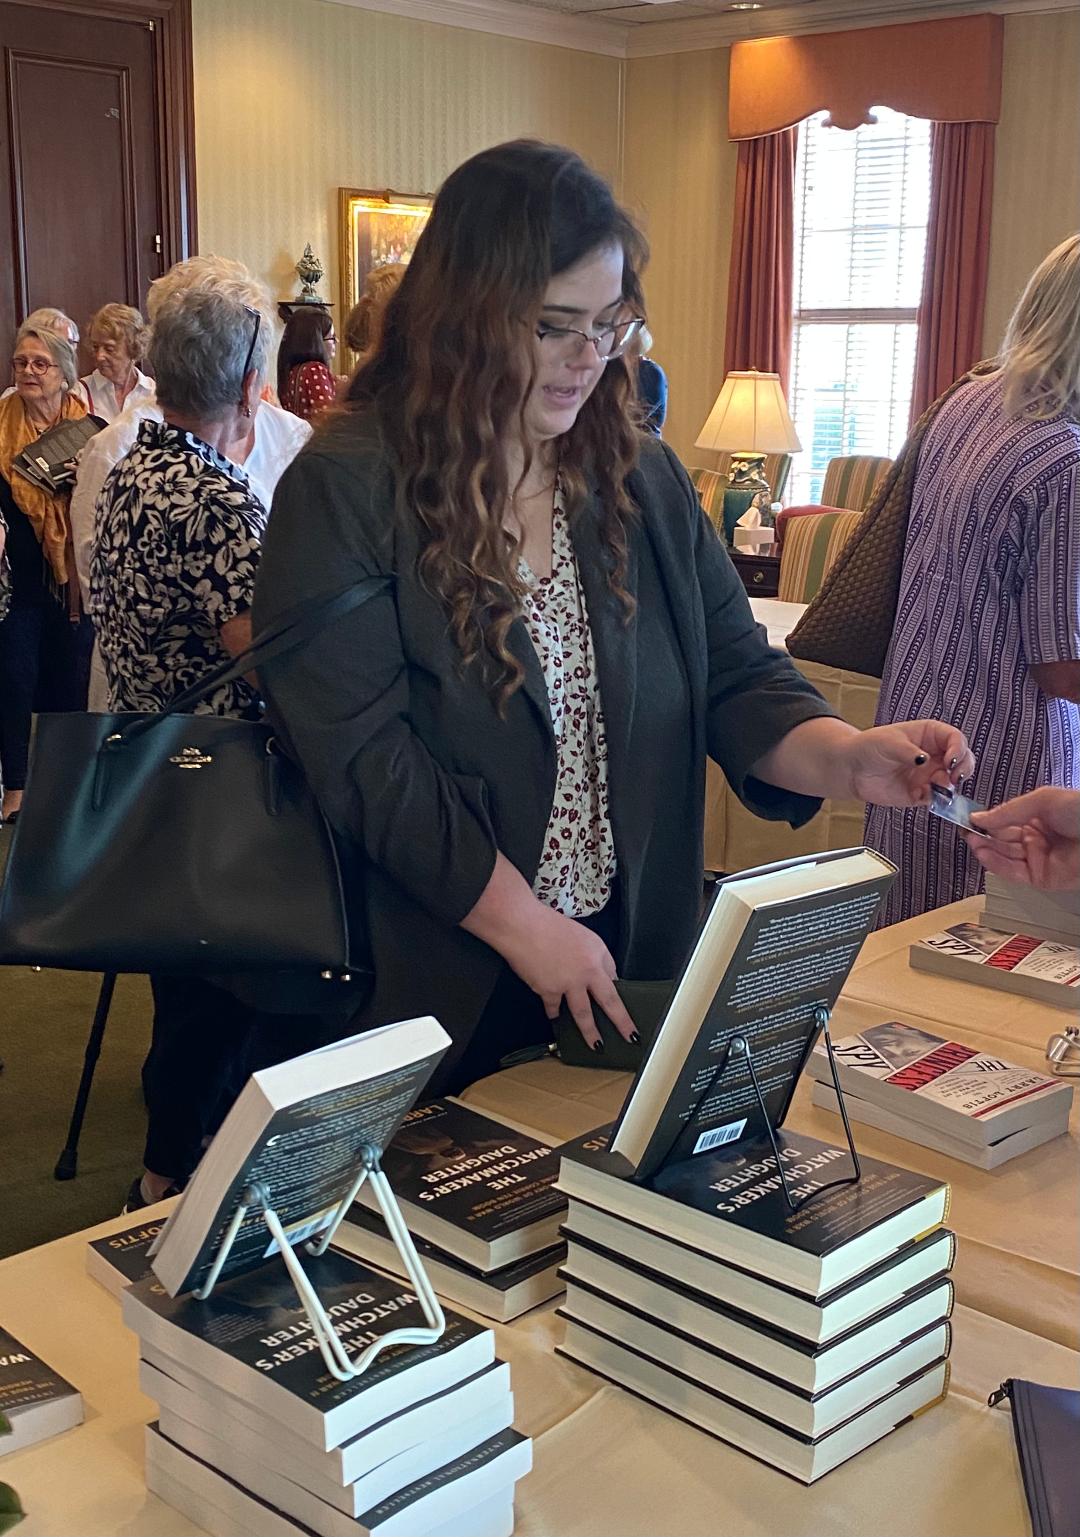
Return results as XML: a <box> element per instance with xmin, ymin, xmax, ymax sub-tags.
<box><xmin>169</xmin><ymin>746</ymin><xmax>213</xmax><ymax>770</ymax></box>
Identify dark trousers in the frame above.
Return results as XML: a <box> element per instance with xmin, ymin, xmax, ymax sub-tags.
<box><xmin>0</xmin><ymin>601</ymin><xmax>92</xmax><ymax>791</ymax></box>
<box><xmin>143</xmin><ymin>975</ymin><xmax>336</xmax><ymax>1182</ymax></box>
<box><xmin>438</xmin><ymin>893</ymin><xmax>620</xmax><ymax>1096</ymax></box>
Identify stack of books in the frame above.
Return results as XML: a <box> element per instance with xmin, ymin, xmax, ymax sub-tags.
<box><xmin>124</xmin><ymin>1249</ymin><xmax>531</xmax><ymax>1537</ymax></box>
<box><xmin>910</xmin><ymin>921</ymin><xmax>1080</xmax><ymax>1010</ymax></box>
<box><xmin>556</xmin><ymin>1128</ymin><xmax>954</xmax><ymax>1482</ymax></box>
<box><xmin>115</xmin><ymin>1015</ymin><xmax>533</xmax><ymax>1534</ymax></box>
<box><xmin>336</xmin><ymin>1098</ymin><xmax>567</xmax><ymax>1321</ymax></box>
<box><xmin>806</xmin><ymin>1019</ymin><xmax>1073</xmax><ymax>1167</ymax></box>
<box><xmin>0</xmin><ymin>1326</ymin><xmax>83</xmax><ymax>1454</ymax></box>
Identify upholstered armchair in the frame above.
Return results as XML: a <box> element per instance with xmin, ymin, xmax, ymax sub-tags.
<box><xmin>777</xmin><ymin>508</ymin><xmax>864</xmax><ymax>603</ymax></box>
<box><xmin>820</xmin><ymin>455</ymin><xmax>893</xmax><ymax>512</ymax></box>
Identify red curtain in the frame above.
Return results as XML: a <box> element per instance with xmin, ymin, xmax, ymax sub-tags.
<box><xmin>723</xmin><ymin>127</ymin><xmax>798</xmax><ymax>392</ymax></box>
<box><xmin>909</xmin><ymin>120</ymin><xmax>995</xmax><ymax>422</ymax></box>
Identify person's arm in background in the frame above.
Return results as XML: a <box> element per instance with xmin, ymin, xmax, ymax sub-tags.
<box><xmin>254</xmin><ymin>450</ymin><xmax>635</xmax><ymax>1048</ymax></box>
<box><xmin>967</xmin><ymin>788</ymin><xmax>1080</xmax><ymax>890</ymax></box>
<box><xmin>71</xmin><ymin>425</ymin><xmax>128</xmax><ymax>608</ymax></box>
<box><xmin>1021</xmin><ymin>463</ymin><xmax>1080</xmax><ymax>703</ymax></box>
<box><xmin>676</xmin><ymin>447</ymin><xmax>973</xmax><ymax>813</ymax></box>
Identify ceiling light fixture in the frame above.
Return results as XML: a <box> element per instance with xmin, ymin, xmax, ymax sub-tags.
<box><xmin>730</xmin><ymin>3</ymin><xmax>764</xmax><ymax>9</ymax></box>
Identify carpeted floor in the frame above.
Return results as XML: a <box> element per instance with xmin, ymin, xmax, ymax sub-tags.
<box><xmin>0</xmin><ymin>825</ymin><xmax>152</xmax><ymax>1258</ymax></box>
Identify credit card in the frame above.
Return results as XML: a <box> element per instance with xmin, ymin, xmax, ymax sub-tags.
<box><xmin>928</xmin><ymin>783</ymin><xmax>990</xmax><ymax>835</ymax></box>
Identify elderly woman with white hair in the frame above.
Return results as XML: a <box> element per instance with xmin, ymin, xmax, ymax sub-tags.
<box><xmin>0</xmin><ymin>322</ymin><xmax>93</xmax><ymax>821</ymax></box>
<box><xmin>867</xmin><ymin>233</ymin><xmax>1080</xmax><ymax>925</ymax></box>
<box><xmin>90</xmin><ymin>280</ymin><xmax>325</xmax><ymax>1213</ymax></box>
<box><xmin>69</xmin><ymin>256</ymin><xmax>310</xmax><ymax>708</ymax></box>
<box><xmin>80</xmin><ymin>302</ymin><xmax>154</xmax><ymax>422</ymax></box>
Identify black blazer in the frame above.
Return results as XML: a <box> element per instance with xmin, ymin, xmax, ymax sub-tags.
<box><xmin>253</xmin><ymin>411</ymin><xmax>835</xmax><ymax>1056</ymax></box>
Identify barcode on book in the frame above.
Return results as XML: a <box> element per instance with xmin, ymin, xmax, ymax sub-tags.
<box><xmin>693</xmin><ymin>1118</ymin><xmax>746</xmax><ymax>1155</ymax></box>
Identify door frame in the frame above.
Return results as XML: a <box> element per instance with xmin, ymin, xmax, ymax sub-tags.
<box><xmin>4</xmin><ymin>0</ymin><xmax>196</xmax><ymax>264</ymax></box>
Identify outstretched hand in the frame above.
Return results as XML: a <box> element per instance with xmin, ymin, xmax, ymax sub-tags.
<box><xmin>965</xmin><ymin>788</ymin><xmax>1080</xmax><ymax>891</ymax></box>
<box><xmin>844</xmin><ymin>720</ymin><xmax>975</xmax><ymax>808</ymax></box>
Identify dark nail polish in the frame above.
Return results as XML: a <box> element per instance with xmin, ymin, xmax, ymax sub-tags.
<box><xmin>913</xmin><ymin>753</ymin><xmax>928</xmax><ymax>766</ymax></box>
<box><xmin>592</xmin><ymin>1039</ymin><xmax>605</xmax><ymax>1054</ymax></box>
<box><xmin>948</xmin><ymin>755</ymin><xmax>959</xmax><ymax>771</ymax></box>
<box><xmin>629</xmin><ymin>1031</ymin><xmax>641</xmax><ymax>1045</ymax></box>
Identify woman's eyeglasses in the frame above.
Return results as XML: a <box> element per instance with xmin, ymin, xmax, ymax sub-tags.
<box><xmin>535</xmin><ymin>316</ymin><xmax>645</xmax><ymax>362</ymax></box>
<box><xmin>12</xmin><ymin>355</ymin><xmax>58</xmax><ymax>375</ymax></box>
<box><xmin>240</xmin><ymin>306</ymin><xmax>262</xmax><ymax>391</ymax></box>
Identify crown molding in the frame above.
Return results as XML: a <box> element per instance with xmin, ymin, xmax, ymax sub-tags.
<box><xmin>323</xmin><ymin>0</ymin><xmax>630</xmax><ymax>55</ymax></box>
<box><xmin>322</xmin><ymin>0</ymin><xmax>1079</xmax><ymax>59</ymax></box>
<box><xmin>624</xmin><ymin>0</ymin><xmax>1080</xmax><ymax>58</ymax></box>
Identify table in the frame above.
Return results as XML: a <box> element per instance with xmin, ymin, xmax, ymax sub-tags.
<box><xmin>2</xmin><ymin>900</ymin><xmax>1077</xmax><ymax>1535</ymax></box>
<box><xmin>729</xmin><ymin>548</ymin><xmax>780</xmax><ymax>597</ymax></box>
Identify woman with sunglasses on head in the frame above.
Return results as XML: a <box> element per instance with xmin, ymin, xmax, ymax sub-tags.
<box><xmin>254</xmin><ymin>140</ymin><xmax>973</xmax><ymax>1091</ymax></box>
<box><xmin>0</xmin><ymin>323</ymin><xmax>91</xmax><ymax>823</ymax></box>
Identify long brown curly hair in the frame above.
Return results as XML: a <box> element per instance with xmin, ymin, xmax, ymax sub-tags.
<box><xmin>346</xmin><ymin>140</ymin><xmax>648</xmax><ymax>709</ymax></box>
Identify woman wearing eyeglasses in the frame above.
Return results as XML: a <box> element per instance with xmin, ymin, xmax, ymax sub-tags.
<box><xmin>254</xmin><ymin>140</ymin><xmax>973</xmax><ymax>1091</ymax></box>
<box><xmin>0</xmin><ymin>323</ymin><xmax>91</xmax><ymax>823</ymax></box>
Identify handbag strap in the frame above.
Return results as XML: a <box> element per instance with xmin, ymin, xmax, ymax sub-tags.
<box><xmin>109</xmin><ymin>576</ymin><xmax>390</xmax><ymax>746</ymax></box>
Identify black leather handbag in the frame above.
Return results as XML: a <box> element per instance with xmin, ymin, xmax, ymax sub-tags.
<box><xmin>0</xmin><ymin>579</ymin><xmax>387</xmax><ymax>974</ymax></box>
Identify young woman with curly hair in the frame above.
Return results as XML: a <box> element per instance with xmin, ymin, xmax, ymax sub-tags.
<box><xmin>254</xmin><ymin>140</ymin><xmax>972</xmax><ymax>1091</ymax></box>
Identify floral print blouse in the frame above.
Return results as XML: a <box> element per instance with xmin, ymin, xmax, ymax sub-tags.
<box><xmin>90</xmin><ymin>419</ymin><xmax>266</xmax><ymax>719</ymax></box>
<box><xmin>518</xmin><ymin>496</ymin><xmax>616</xmax><ymax>917</ymax></box>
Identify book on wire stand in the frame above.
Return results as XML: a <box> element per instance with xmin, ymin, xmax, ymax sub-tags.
<box><xmin>147</xmin><ymin>1015</ymin><xmax>451</xmax><ymax>1383</ymax></box>
<box><xmin>598</xmin><ymin>847</ymin><xmax>896</xmax><ymax>1182</ymax></box>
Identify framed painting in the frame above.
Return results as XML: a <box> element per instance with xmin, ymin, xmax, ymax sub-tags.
<box><xmin>337</xmin><ymin>188</ymin><xmax>432</xmax><ymax>354</ymax></box>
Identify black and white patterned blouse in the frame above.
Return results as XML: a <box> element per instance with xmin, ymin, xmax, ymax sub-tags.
<box><xmin>90</xmin><ymin>419</ymin><xmax>266</xmax><ymax>719</ymax></box>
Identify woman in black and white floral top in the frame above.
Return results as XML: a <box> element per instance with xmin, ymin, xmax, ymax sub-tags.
<box><xmin>91</xmin><ymin>280</ymin><xmax>322</xmax><ymax>1216</ymax></box>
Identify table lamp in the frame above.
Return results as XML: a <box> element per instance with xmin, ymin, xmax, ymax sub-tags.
<box><xmin>695</xmin><ymin>369</ymin><xmax>801</xmax><ymax>523</ymax></box>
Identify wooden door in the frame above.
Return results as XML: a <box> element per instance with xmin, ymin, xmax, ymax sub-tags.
<box><xmin>0</xmin><ymin>0</ymin><xmax>195</xmax><ymax>368</ymax></box>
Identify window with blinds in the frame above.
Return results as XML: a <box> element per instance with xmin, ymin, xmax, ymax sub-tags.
<box><xmin>788</xmin><ymin>107</ymin><xmax>932</xmax><ymax>506</ymax></box>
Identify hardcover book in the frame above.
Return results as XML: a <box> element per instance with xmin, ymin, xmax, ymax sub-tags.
<box><xmin>150</xmin><ymin>1016</ymin><xmax>450</xmax><ymax>1296</ymax></box>
<box><xmin>562</xmin><ymin>1202</ymin><xmax>955</xmax><ymax>1343</ymax></box>
<box><xmin>145</xmin><ymin>1422</ymin><xmax>524</xmax><ymax>1537</ymax></box>
<box><xmin>556</xmin><ymin>1319</ymin><xmax>948</xmax><ymax>1483</ymax></box>
<box><xmin>557</xmin><ymin>1282</ymin><xmax>950</xmax><ymax>1437</ymax></box>
<box><xmin>336</xmin><ymin>1205</ymin><xmax>566</xmax><ymax>1322</ymax></box>
<box><xmin>561</xmin><ymin>1229</ymin><xmax>954</xmax><ymax>1385</ymax></box>
<box><xmin>86</xmin><ymin>1215</ymin><xmax>170</xmax><ymax>1298</ymax></box>
<box><xmin>123</xmin><ymin>1248</ymin><xmax>493</xmax><ymax>1451</ymax></box>
<box><xmin>910</xmin><ymin>924</ymin><xmax>1080</xmax><ymax>1011</ymax></box>
<box><xmin>982</xmin><ymin>873</ymin><xmax>1080</xmax><ymax>948</ymax></box>
<box><xmin>805</xmin><ymin>1019</ymin><xmax>1072</xmax><ymax>1146</ymax></box>
<box><xmin>138</xmin><ymin>1351</ymin><xmax>512</xmax><ymax>1489</ymax></box>
<box><xmin>810</xmin><ymin>1081</ymin><xmax>1071</xmax><ymax>1169</ymax></box>
<box><xmin>0</xmin><ymin>1327</ymin><xmax>83</xmax><ymax>1455</ymax></box>
<box><xmin>351</xmin><ymin>1098</ymin><xmax>565</xmax><ymax>1269</ymax></box>
<box><xmin>604</xmin><ymin>848</ymin><xmax>896</xmax><ymax>1179</ymax></box>
<box><xmin>558</xmin><ymin>1126</ymin><xmax>949</xmax><ymax>1297</ymax></box>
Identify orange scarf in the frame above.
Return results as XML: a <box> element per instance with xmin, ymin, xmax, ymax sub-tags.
<box><xmin>0</xmin><ymin>389</ymin><xmax>86</xmax><ymax>586</ymax></box>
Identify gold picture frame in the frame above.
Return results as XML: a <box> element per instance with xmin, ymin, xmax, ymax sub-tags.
<box><xmin>338</xmin><ymin>188</ymin><xmax>432</xmax><ymax>359</ymax></box>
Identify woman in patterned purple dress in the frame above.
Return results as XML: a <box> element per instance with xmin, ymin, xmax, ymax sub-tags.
<box><xmin>867</xmin><ymin>235</ymin><xmax>1080</xmax><ymax>926</ymax></box>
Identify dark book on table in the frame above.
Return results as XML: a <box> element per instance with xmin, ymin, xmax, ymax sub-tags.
<box><xmin>556</xmin><ymin>1317</ymin><xmax>948</xmax><ymax>1484</ymax></box>
<box><xmin>86</xmin><ymin>1215</ymin><xmax>170</xmax><ymax>1298</ymax></box>
<box><xmin>562</xmin><ymin>1200</ymin><xmax>955</xmax><ymax>1343</ymax></box>
<box><xmin>122</xmin><ymin>1246</ymin><xmax>493</xmax><ymax>1452</ymax></box>
<box><xmin>558</xmin><ymin>1125</ymin><xmax>949</xmax><ymax>1297</ymax></box>
<box><xmin>351</xmin><ymin>1097</ymin><xmax>565</xmax><ymax>1269</ymax></box>
<box><xmin>150</xmin><ymin>1016</ymin><xmax>449</xmax><ymax>1297</ymax></box>
<box><xmin>0</xmin><ymin>1326</ymin><xmax>83</xmax><ymax>1455</ymax></box>
<box><xmin>603</xmin><ymin>848</ymin><xmax>896</xmax><ymax>1181</ymax></box>
<box><xmin>337</xmin><ymin>1204</ymin><xmax>566</xmax><ymax>1322</ymax></box>
<box><xmin>146</xmin><ymin>1419</ymin><xmax>529</xmax><ymax>1537</ymax></box>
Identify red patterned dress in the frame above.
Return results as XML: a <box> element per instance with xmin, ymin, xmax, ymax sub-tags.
<box><xmin>281</xmin><ymin>361</ymin><xmax>337</xmax><ymax>422</ymax></box>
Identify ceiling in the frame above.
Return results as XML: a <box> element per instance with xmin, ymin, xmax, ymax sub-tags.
<box><xmin>494</xmin><ymin>0</ymin><xmax>1019</xmax><ymax>27</ymax></box>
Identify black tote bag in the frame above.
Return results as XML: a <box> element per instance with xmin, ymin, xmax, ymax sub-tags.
<box><xmin>0</xmin><ymin>579</ymin><xmax>387</xmax><ymax>974</ymax></box>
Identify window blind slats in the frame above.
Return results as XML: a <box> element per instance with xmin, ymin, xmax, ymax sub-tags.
<box><xmin>789</xmin><ymin>106</ymin><xmax>931</xmax><ymax>505</ymax></box>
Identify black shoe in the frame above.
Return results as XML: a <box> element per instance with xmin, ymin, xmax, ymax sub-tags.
<box><xmin>121</xmin><ymin>1175</ymin><xmax>183</xmax><ymax>1215</ymax></box>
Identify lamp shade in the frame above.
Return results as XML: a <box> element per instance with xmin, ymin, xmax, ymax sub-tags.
<box><xmin>695</xmin><ymin>369</ymin><xmax>802</xmax><ymax>454</ymax></box>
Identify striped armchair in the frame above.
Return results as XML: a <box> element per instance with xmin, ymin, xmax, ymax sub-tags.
<box><xmin>777</xmin><ymin>509</ymin><xmax>864</xmax><ymax>603</ymax></box>
<box><xmin>819</xmin><ymin>455</ymin><xmax>893</xmax><ymax>513</ymax></box>
<box><xmin>689</xmin><ymin>453</ymin><xmax>793</xmax><ymax>541</ymax></box>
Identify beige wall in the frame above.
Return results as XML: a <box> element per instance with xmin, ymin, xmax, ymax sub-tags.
<box><xmin>620</xmin><ymin>8</ymin><xmax>1080</xmax><ymax>466</ymax></box>
<box><xmin>191</xmin><ymin>0</ymin><xmax>622</xmax><ymax>317</ymax></box>
<box><xmin>983</xmin><ymin>10</ymin><xmax>1080</xmax><ymax>354</ymax></box>
<box><xmin>621</xmin><ymin>48</ymin><xmax>736</xmax><ymax>465</ymax></box>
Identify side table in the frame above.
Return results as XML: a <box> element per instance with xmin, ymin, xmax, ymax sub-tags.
<box><xmin>728</xmin><ymin>549</ymin><xmax>780</xmax><ymax>597</ymax></box>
